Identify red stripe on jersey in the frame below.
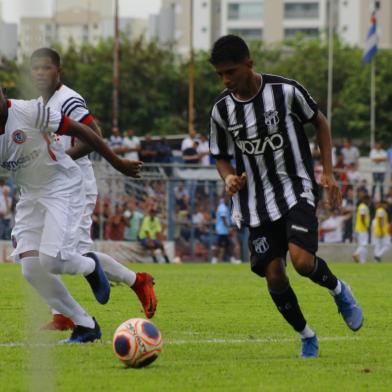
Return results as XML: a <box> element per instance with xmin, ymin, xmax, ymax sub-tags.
<box><xmin>43</xmin><ymin>133</ymin><xmax>57</xmax><ymax>161</ymax></box>
<box><xmin>57</xmin><ymin>115</ymin><xmax>71</xmax><ymax>135</ymax></box>
<box><xmin>7</xmin><ymin>100</ymin><xmax>11</xmax><ymax>108</ymax></box>
<box><xmin>81</xmin><ymin>114</ymin><xmax>94</xmax><ymax>125</ymax></box>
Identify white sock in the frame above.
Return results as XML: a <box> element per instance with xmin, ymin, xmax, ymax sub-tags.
<box><xmin>21</xmin><ymin>257</ymin><xmax>94</xmax><ymax>328</ymax></box>
<box><xmin>330</xmin><ymin>280</ymin><xmax>342</xmax><ymax>296</ymax></box>
<box><xmin>93</xmin><ymin>251</ymin><xmax>136</xmax><ymax>286</ymax></box>
<box><xmin>299</xmin><ymin>324</ymin><xmax>315</xmax><ymax>339</ymax></box>
<box><xmin>39</xmin><ymin>252</ymin><xmax>95</xmax><ymax>276</ymax></box>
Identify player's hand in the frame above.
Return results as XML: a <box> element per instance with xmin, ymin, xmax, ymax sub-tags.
<box><xmin>320</xmin><ymin>173</ymin><xmax>342</xmax><ymax>209</ymax></box>
<box><xmin>225</xmin><ymin>172</ymin><xmax>247</xmax><ymax>196</ymax></box>
<box><xmin>116</xmin><ymin>159</ymin><xmax>143</xmax><ymax>178</ymax></box>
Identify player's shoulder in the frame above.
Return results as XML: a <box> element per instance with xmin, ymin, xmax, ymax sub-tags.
<box><xmin>9</xmin><ymin>98</ymin><xmax>41</xmax><ymax>118</ymax></box>
<box><xmin>57</xmin><ymin>84</ymin><xmax>84</xmax><ymax>100</ymax></box>
<box><xmin>262</xmin><ymin>73</ymin><xmax>302</xmax><ymax>88</ymax></box>
<box><xmin>212</xmin><ymin>89</ymin><xmax>231</xmax><ymax>107</ymax></box>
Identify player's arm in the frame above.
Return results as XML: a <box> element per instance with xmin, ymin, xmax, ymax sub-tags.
<box><xmin>61</xmin><ymin>117</ymin><xmax>142</xmax><ymax>178</ymax></box>
<box><xmin>313</xmin><ymin>111</ymin><xmax>342</xmax><ymax>209</ymax></box>
<box><xmin>66</xmin><ymin>118</ymin><xmax>102</xmax><ymax>160</ymax></box>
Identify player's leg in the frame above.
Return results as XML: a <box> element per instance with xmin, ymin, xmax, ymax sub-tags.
<box><xmin>156</xmin><ymin>240</ymin><xmax>170</xmax><ymax>264</ymax></box>
<box><xmin>248</xmin><ymin>222</ymin><xmax>318</xmax><ymax>358</ymax></box>
<box><xmin>287</xmin><ymin>201</ymin><xmax>363</xmax><ymax>332</ymax></box>
<box><xmin>373</xmin><ymin>236</ymin><xmax>382</xmax><ymax>261</ymax></box>
<box><xmin>90</xmin><ymin>251</ymin><xmax>157</xmax><ymax>318</ymax></box>
<box><xmin>20</xmin><ymin>252</ymin><xmax>101</xmax><ymax>343</ymax></box>
<box><xmin>39</xmin><ymin>194</ymin><xmax>110</xmax><ymax>304</ymax></box>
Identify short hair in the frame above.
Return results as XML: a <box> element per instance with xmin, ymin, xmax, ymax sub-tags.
<box><xmin>209</xmin><ymin>35</ymin><xmax>250</xmax><ymax>65</ymax></box>
<box><xmin>31</xmin><ymin>48</ymin><xmax>61</xmax><ymax>68</ymax></box>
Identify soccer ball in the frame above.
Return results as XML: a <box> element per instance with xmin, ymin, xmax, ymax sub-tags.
<box><xmin>112</xmin><ymin>318</ymin><xmax>163</xmax><ymax>368</ymax></box>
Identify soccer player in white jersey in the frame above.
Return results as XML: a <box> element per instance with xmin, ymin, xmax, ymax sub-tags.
<box><xmin>30</xmin><ymin>48</ymin><xmax>157</xmax><ymax>331</ymax></box>
<box><xmin>0</xmin><ymin>86</ymin><xmax>142</xmax><ymax>342</ymax></box>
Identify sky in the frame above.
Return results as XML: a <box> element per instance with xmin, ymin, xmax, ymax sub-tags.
<box><xmin>1</xmin><ymin>0</ymin><xmax>162</xmax><ymax>22</ymax></box>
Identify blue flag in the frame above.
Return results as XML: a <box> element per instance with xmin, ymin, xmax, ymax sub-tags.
<box><xmin>363</xmin><ymin>10</ymin><xmax>378</xmax><ymax>64</ymax></box>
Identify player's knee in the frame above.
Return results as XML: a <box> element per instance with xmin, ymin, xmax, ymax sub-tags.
<box><xmin>292</xmin><ymin>256</ymin><xmax>314</xmax><ymax>276</ymax></box>
<box><xmin>39</xmin><ymin>253</ymin><xmax>61</xmax><ymax>274</ymax></box>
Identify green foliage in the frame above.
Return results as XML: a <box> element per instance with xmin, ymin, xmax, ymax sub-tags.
<box><xmin>1</xmin><ymin>262</ymin><xmax>392</xmax><ymax>391</ymax></box>
<box><xmin>1</xmin><ymin>37</ymin><xmax>391</xmax><ymax>143</ymax></box>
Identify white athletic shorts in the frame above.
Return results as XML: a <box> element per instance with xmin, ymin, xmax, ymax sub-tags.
<box><xmin>76</xmin><ymin>193</ymin><xmax>97</xmax><ymax>255</ymax></box>
<box><xmin>11</xmin><ymin>187</ymin><xmax>85</xmax><ymax>260</ymax></box>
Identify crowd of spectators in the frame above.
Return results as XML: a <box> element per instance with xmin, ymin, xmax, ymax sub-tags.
<box><xmin>314</xmin><ymin>137</ymin><xmax>392</xmax><ymax>246</ymax></box>
<box><xmin>2</xmin><ymin>129</ymin><xmax>392</xmax><ymax>263</ymax></box>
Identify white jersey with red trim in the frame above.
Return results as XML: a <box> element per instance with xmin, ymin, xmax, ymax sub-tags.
<box><xmin>1</xmin><ymin>99</ymin><xmax>81</xmax><ymax>194</ymax></box>
<box><xmin>37</xmin><ymin>84</ymin><xmax>97</xmax><ymax>195</ymax></box>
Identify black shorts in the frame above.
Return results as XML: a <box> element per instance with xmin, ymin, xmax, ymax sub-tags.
<box><xmin>217</xmin><ymin>234</ymin><xmax>231</xmax><ymax>248</ymax></box>
<box><xmin>248</xmin><ymin>200</ymin><xmax>318</xmax><ymax>277</ymax></box>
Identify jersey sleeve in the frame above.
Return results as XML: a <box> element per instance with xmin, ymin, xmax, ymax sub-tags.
<box><xmin>61</xmin><ymin>95</ymin><xmax>91</xmax><ymax>123</ymax></box>
<box><xmin>36</xmin><ymin>102</ymin><xmax>71</xmax><ymax>135</ymax></box>
<box><xmin>291</xmin><ymin>81</ymin><xmax>318</xmax><ymax>123</ymax></box>
<box><xmin>209</xmin><ymin>105</ymin><xmax>234</xmax><ymax>160</ymax></box>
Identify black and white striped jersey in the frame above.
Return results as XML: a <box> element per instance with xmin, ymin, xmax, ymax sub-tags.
<box><xmin>209</xmin><ymin>73</ymin><xmax>319</xmax><ymax>227</ymax></box>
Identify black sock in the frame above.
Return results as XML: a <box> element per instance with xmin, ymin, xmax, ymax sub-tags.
<box><xmin>307</xmin><ymin>256</ymin><xmax>338</xmax><ymax>290</ymax></box>
<box><xmin>269</xmin><ymin>285</ymin><xmax>307</xmax><ymax>332</ymax></box>
<box><xmin>152</xmin><ymin>255</ymin><xmax>158</xmax><ymax>263</ymax></box>
<box><xmin>164</xmin><ymin>255</ymin><xmax>170</xmax><ymax>264</ymax></box>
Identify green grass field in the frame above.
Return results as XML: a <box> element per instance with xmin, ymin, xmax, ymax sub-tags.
<box><xmin>1</xmin><ymin>262</ymin><xmax>391</xmax><ymax>392</ymax></box>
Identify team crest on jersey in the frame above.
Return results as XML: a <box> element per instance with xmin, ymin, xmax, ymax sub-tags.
<box><xmin>252</xmin><ymin>237</ymin><xmax>269</xmax><ymax>254</ymax></box>
<box><xmin>12</xmin><ymin>130</ymin><xmax>26</xmax><ymax>144</ymax></box>
<box><xmin>264</xmin><ymin>110</ymin><xmax>280</xmax><ymax>132</ymax></box>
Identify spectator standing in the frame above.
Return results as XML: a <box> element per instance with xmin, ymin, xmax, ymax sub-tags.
<box><xmin>320</xmin><ymin>208</ymin><xmax>350</xmax><ymax>243</ymax></box>
<box><xmin>139</xmin><ymin>208</ymin><xmax>170</xmax><ymax>263</ymax></box>
<box><xmin>197</xmin><ymin>134</ymin><xmax>211</xmax><ymax>166</ymax></box>
<box><xmin>105</xmin><ymin>205</ymin><xmax>127</xmax><ymax>241</ymax></box>
<box><xmin>370</xmin><ymin>141</ymin><xmax>388</xmax><ymax>201</ymax></box>
<box><xmin>122</xmin><ymin>129</ymin><xmax>141</xmax><ymax>161</ymax></box>
<box><xmin>108</xmin><ymin>127</ymin><xmax>124</xmax><ymax>149</ymax></box>
<box><xmin>371</xmin><ymin>200</ymin><xmax>390</xmax><ymax>262</ymax></box>
<box><xmin>341</xmin><ymin>188</ymin><xmax>355</xmax><ymax>243</ymax></box>
<box><xmin>341</xmin><ymin>138</ymin><xmax>360</xmax><ymax>168</ymax></box>
<box><xmin>124</xmin><ymin>198</ymin><xmax>144</xmax><ymax>241</ymax></box>
<box><xmin>139</xmin><ymin>134</ymin><xmax>158</xmax><ymax>163</ymax></box>
<box><xmin>211</xmin><ymin>197</ymin><xmax>232</xmax><ymax>263</ymax></box>
<box><xmin>352</xmin><ymin>194</ymin><xmax>370</xmax><ymax>264</ymax></box>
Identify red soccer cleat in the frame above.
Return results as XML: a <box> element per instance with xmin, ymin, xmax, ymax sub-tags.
<box><xmin>40</xmin><ymin>314</ymin><xmax>75</xmax><ymax>331</ymax></box>
<box><xmin>131</xmin><ymin>273</ymin><xmax>157</xmax><ymax>319</ymax></box>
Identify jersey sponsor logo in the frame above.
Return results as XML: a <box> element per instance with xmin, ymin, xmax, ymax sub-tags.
<box><xmin>12</xmin><ymin>130</ymin><xmax>26</xmax><ymax>144</ymax></box>
<box><xmin>235</xmin><ymin>133</ymin><xmax>284</xmax><ymax>156</ymax></box>
<box><xmin>264</xmin><ymin>110</ymin><xmax>280</xmax><ymax>133</ymax></box>
<box><xmin>228</xmin><ymin>124</ymin><xmax>244</xmax><ymax>139</ymax></box>
<box><xmin>252</xmin><ymin>237</ymin><xmax>269</xmax><ymax>254</ymax></box>
<box><xmin>1</xmin><ymin>149</ymin><xmax>40</xmax><ymax>171</ymax></box>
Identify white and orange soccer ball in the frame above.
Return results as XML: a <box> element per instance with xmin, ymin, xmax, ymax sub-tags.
<box><xmin>112</xmin><ymin>318</ymin><xmax>163</xmax><ymax>368</ymax></box>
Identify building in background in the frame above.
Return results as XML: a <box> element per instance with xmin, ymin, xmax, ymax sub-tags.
<box><xmin>338</xmin><ymin>0</ymin><xmax>392</xmax><ymax>48</ymax></box>
<box><xmin>15</xmin><ymin>0</ymin><xmax>392</xmax><ymax>58</ymax></box>
<box><xmin>0</xmin><ymin>0</ymin><xmax>17</xmax><ymax>59</ymax></box>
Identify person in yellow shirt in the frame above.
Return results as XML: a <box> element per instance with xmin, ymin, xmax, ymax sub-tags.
<box><xmin>352</xmin><ymin>194</ymin><xmax>370</xmax><ymax>264</ymax></box>
<box><xmin>139</xmin><ymin>208</ymin><xmax>170</xmax><ymax>263</ymax></box>
<box><xmin>371</xmin><ymin>200</ymin><xmax>390</xmax><ymax>262</ymax></box>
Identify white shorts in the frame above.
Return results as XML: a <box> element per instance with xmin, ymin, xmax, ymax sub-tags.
<box><xmin>76</xmin><ymin>193</ymin><xmax>97</xmax><ymax>255</ymax></box>
<box><xmin>11</xmin><ymin>188</ymin><xmax>85</xmax><ymax>260</ymax></box>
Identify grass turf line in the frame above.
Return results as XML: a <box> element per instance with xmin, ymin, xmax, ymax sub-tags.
<box><xmin>0</xmin><ymin>262</ymin><xmax>391</xmax><ymax>392</ymax></box>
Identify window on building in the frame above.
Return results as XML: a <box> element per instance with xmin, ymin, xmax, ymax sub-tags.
<box><xmin>284</xmin><ymin>2</ymin><xmax>319</xmax><ymax>19</ymax></box>
<box><xmin>228</xmin><ymin>2</ymin><xmax>263</xmax><ymax>20</ymax></box>
<box><xmin>228</xmin><ymin>28</ymin><xmax>262</xmax><ymax>40</ymax></box>
<box><xmin>284</xmin><ymin>27</ymin><xmax>319</xmax><ymax>39</ymax></box>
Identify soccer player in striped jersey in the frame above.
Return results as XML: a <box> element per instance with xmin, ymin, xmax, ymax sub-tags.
<box><xmin>209</xmin><ymin>35</ymin><xmax>363</xmax><ymax>358</ymax></box>
<box><xmin>30</xmin><ymin>48</ymin><xmax>157</xmax><ymax>330</ymax></box>
<box><xmin>0</xmin><ymin>86</ymin><xmax>142</xmax><ymax>342</ymax></box>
